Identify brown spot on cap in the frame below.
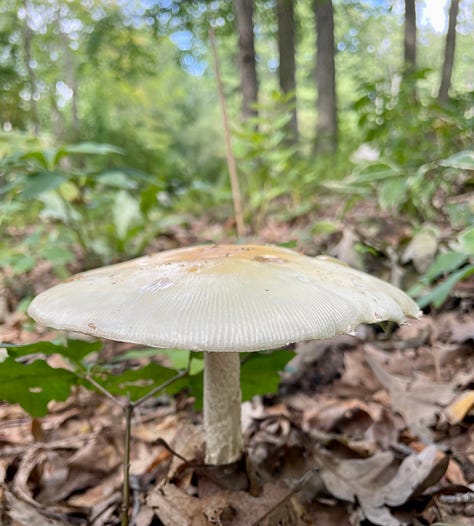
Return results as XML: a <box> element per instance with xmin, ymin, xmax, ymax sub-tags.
<box><xmin>253</xmin><ymin>255</ymin><xmax>288</xmax><ymax>264</ymax></box>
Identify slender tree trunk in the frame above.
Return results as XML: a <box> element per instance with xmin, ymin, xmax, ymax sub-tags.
<box><xmin>50</xmin><ymin>83</ymin><xmax>66</xmax><ymax>140</ymax></box>
<box><xmin>22</xmin><ymin>1</ymin><xmax>39</xmax><ymax>136</ymax></box>
<box><xmin>63</xmin><ymin>38</ymin><xmax>80</xmax><ymax>141</ymax></box>
<box><xmin>314</xmin><ymin>0</ymin><xmax>337</xmax><ymax>153</ymax></box>
<box><xmin>234</xmin><ymin>0</ymin><xmax>258</xmax><ymax>121</ymax></box>
<box><xmin>438</xmin><ymin>0</ymin><xmax>460</xmax><ymax>104</ymax></box>
<box><xmin>57</xmin><ymin>3</ymin><xmax>80</xmax><ymax>141</ymax></box>
<box><xmin>403</xmin><ymin>0</ymin><xmax>417</xmax><ymax>99</ymax></box>
<box><xmin>277</xmin><ymin>0</ymin><xmax>298</xmax><ymax>144</ymax></box>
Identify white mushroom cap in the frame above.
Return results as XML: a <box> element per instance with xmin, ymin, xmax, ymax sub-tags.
<box><xmin>28</xmin><ymin>244</ymin><xmax>421</xmax><ymax>352</ymax></box>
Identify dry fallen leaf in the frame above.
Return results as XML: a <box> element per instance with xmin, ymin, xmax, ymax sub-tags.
<box><xmin>3</xmin><ymin>489</ymin><xmax>70</xmax><ymax>526</ymax></box>
<box><xmin>148</xmin><ymin>479</ymin><xmax>309</xmax><ymax>526</ymax></box>
<box><xmin>365</xmin><ymin>346</ymin><xmax>458</xmax><ymax>440</ymax></box>
<box><xmin>445</xmin><ymin>390</ymin><xmax>474</xmax><ymax>424</ymax></box>
<box><xmin>315</xmin><ymin>445</ymin><xmax>447</xmax><ymax>526</ymax></box>
<box><xmin>401</xmin><ymin>226</ymin><xmax>438</xmax><ymax>273</ymax></box>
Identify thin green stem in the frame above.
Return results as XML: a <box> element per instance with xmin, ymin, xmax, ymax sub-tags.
<box><xmin>131</xmin><ymin>368</ymin><xmax>188</xmax><ymax>408</ymax></box>
<box><xmin>120</xmin><ymin>401</ymin><xmax>133</xmax><ymax>526</ymax></box>
<box><xmin>84</xmin><ymin>366</ymin><xmax>190</xmax><ymax>526</ymax></box>
<box><xmin>55</xmin><ymin>187</ymin><xmax>90</xmax><ymax>254</ymax></box>
<box><xmin>84</xmin><ymin>374</ymin><xmax>124</xmax><ymax>409</ymax></box>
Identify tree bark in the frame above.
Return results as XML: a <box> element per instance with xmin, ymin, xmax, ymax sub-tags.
<box><xmin>277</xmin><ymin>0</ymin><xmax>298</xmax><ymax>144</ymax></box>
<box><xmin>314</xmin><ymin>0</ymin><xmax>337</xmax><ymax>153</ymax></box>
<box><xmin>438</xmin><ymin>0</ymin><xmax>460</xmax><ymax>104</ymax></box>
<box><xmin>404</xmin><ymin>0</ymin><xmax>416</xmax><ymax>70</ymax></box>
<box><xmin>62</xmin><ymin>34</ymin><xmax>80</xmax><ymax>141</ymax></box>
<box><xmin>403</xmin><ymin>0</ymin><xmax>417</xmax><ymax>99</ymax></box>
<box><xmin>234</xmin><ymin>0</ymin><xmax>258</xmax><ymax>121</ymax></box>
<box><xmin>21</xmin><ymin>1</ymin><xmax>40</xmax><ymax>136</ymax></box>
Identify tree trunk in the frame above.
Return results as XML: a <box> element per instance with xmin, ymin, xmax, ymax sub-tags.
<box><xmin>57</xmin><ymin>2</ymin><xmax>80</xmax><ymax>142</ymax></box>
<box><xmin>314</xmin><ymin>0</ymin><xmax>337</xmax><ymax>153</ymax></box>
<box><xmin>234</xmin><ymin>0</ymin><xmax>258</xmax><ymax>121</ymax></box>
<box><xmin>62</xmin><ymin>36</ymin><xmax>80</xmax><ymax>141</ymax></box>
<box><xmin>21</xmin><ymin>1</ymin><xmax>40</xmax><ymax>136</ymax></box>
<box><xmin>403</xmin><ymin>0</ymin><xmax>417</xmax><ymax>99</ymax></box>
<box><xmin>277</xmin><ymin>0</ymin><xmax>298</xmax><ymax>144</ymax></box>
<box><xmin>438</xmin><ymin>0</ymin><xmax>460</xmax><ymax>104</ymax></box>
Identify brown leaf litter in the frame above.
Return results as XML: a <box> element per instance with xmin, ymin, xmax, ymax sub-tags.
<box><xmin>1</xmin><ymin>291</ymin><xmax>473</xmax><ymax>525</ymax></box>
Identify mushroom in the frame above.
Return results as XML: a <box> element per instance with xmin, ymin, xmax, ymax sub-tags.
<box><xmin>28</xmin><ymin>244</ymin><xmax>421</xmax><ymax>465</ymax></box>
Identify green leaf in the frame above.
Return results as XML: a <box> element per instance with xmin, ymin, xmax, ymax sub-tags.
<box><xmin>417</xmin><ymin>264</ymin><xmax>474</xmax><ymax>308</ymax></box>
<box><xmin>95</xmin><ymin>362</ymin><xmax>186</xmax><ymax>402</ymax></box>
<box><xmin>21</xmin><ymin>172</ymin><xmax>66</xmax><ymax>199</ymax></box>
<box><xmin>240</xmin><ymin>351</ymin><xmax>295</xmax><ymax>402</ymax></box>
<box><xmin>156</xmin><ymin>349</ymin><xmax>204</xmax><ymax>373</ymax></box>
<box><xmin>351</xmin><ymin>162</ymin><xmax>401</xmax><ymax>184</ymax></box>
<box><xmin>113</xmin><ymin>348</ymin><xmax>204</xmax><ymax>375</ymax></box>
<box><xmin>11</xmin><ymin>254</ymin><xmax>36</xmax><ymax>274</ymax></box>
<box><xmin>39</xmin><ymin>246</ymin><xmax>76</xmax><ymax>266</ymax></box>
<box><xmin>4</xmin><ymin>340</ymin><xmax>102</xmax><ymax>365</ymax></box>
<box><xmin>277</xmin><ymin>240</ymin><xmax>298</xmax><ymax>249</ymax></box>
<box><xmin>311</xmin><ymin>221</ymin><xmax>339</xmax><ymax>235</ymax></box>
<box><xmin>425</xmin><ymin>251</ymin><xmax>469</xmax><ymax>283</ymax></box>
<box><xmin>51</xmin><ymin>142</ymin><xmax>122</xmax><ymax>166</ymax></box>
<box><xmin>0</xmin><ymin>358</ymin><xmax>76</xmax><ymax>416</ymax></box>
<box><xmin>113</xmin><ymin>190</ymin><xmax>142</xmax><ymax>240</ymax></box>
<box><xmin>20</xmin><ymin>149</ymin><xmax>55</xmax><ymax>170</ymax></box>
<box><xmin>458</xmin><ymin>227</ymin><xmax>474</xmax><ymax>256</ymax></box>
<box><xmin>188</xmin><ymin>371</ymin><xmax>204</xmax><ymax>410</ymax></box>
<box><xmin>439</xmin><ymin>150</ymin><xmax>474</xmax><ymax>170</ymax></box>
<box><xmin>61</xmin><ymin>142</ymin><xmax>123</xmax><ymax>157</ymax></box>
<box><xmin>96</xmin><ymin>171</ymin><xmax>138</xmax><ymax>189</ymax></box>
<box><xmin>377</xmin><ymin>178</ymin><xmax>407</xmax><ymax>210</ymax></box>
<box><xmin>188</xmin><ymin>351</ymin><xmax>295</xmax><ymax>411</ymax></box>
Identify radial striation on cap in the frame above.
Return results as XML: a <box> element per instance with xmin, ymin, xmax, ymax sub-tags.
<box><xmin>28</xmin><ymin>244</ymin><xmax>421</xmax><ymax>352</ymax></box>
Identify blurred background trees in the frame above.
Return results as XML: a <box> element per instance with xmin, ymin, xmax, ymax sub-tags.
<box><xmin>1</xmin><ymin>0</ymin><xmax>472</xmax><ymax>172</ymax></box>
<box><xmin>0</xmin><ymin>0</ymin><xmax>473</xmax><ymax>303</ymax></box>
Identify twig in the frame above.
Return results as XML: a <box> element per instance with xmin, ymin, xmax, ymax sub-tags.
<box><xmin>131</xmin><ymin>368</ymin><xmax>188</xmax><ymax>408</ymax></box>
<box><xmin>154</xmin><ymin>437</ymin><xmax>189</xmax><ymax>463</ymax></box>
<box><xmin>120</xmin><ymin>401</ymin><xmax>133</xmax><ymax>526</ymax></box>
<box><xmin>0</xmin><ymin>434</ymin><xmax>97</xmax><ymax>456</ymax></box>
<box><xmin>55</xmin><ymin>187</ymin><xmax>90</xmax><ymax>255</ymax></box>
<box><xmin>84</xmin><ymin>367</ymin><xmax>189</xmax><ymax>526</ymax></box>
<box><xmin>250</xmin><ymin>467</ymin><xmax>320</xmax><ymax>526</ymax></box>
<box><xmin>209</xmin><ymin>26</ymin><xmax>246</xmax><ymax>239</ymax></box>
<box><xmin>84</xmin><ymin>374</ymin><xmax>125</xmax><ymax>409</ymax></box>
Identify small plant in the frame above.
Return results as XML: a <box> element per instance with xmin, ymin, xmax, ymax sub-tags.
<box><xmin>0</xmin><ymin>337</ymin><xmax>292</xmax><ymax>525</ymax></box>
<box><xmin>330</xmin><ymin>150</ymin><xmax>474</xmax><ymax>223</ymax></box>
<box><xmin>232</xmin><ymin>91</ymin><xmax>302</xmax><ymax>230</ymax></box>
<box><xmin>0</xmin><ymin>338</ymin><xmax>290</xmax><ymax>419</ymax></box>
<box><xmin>410</xmin><ymin>227</ymin><xmax>474</xmax><ymax>309</ymax></box>
<box><xmin>0</xmin><ymin>142</ymin><xmax>165</xmax><ymax>267</ymax></box>
<box><xmin>353</xmin><ymin>73</ymin><xmax>474</xmax><ymax>167</ymax></box>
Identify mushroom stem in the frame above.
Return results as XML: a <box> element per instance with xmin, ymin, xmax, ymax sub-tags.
<box><xmin>204</xmin><ymin>351</ymin><xmax>242</xmax><ymax>464</ymax></box>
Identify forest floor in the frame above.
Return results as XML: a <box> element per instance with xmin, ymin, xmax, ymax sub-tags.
<box><xmin>1</xmin><ymin>203</ymin><xmax>473</xmax><ymax>526</ymax></box>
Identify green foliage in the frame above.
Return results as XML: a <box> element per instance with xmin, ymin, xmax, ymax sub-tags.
<box><xmin>1</xmin><ymin>339</ymin><xmax>294</xmax><ymax>417</ymax></box>
<box><xmin>1</xmin><ymin>141</ymin><xmax>165</xmax><ymax>266</ymax></box>
<box><xmin>354</xmin><ymin>73</ymin><xmax>474</xmax><ymax>166</ymax></box>
<box><xmin>240</xmin><ymin>351</ymin><xmax>295</xmax><ymax>402</ymax></box>
<box><xmin>0</xmin><ymin>357</ymin><xmax>76</xmax><ymax>417</ymax></box>
<box><xmin>346</xmin><ymin>80</ymin><xmax>474</xmax><ymax>223</ymax></box>
<box><xmin>233</xmin><ymin>91</ymin><xmax>308</xmax><ymax>229</ymax></box>
<box><xmin>95</xmin><ymin>362</ymin><xmax>188</xmax><ymax>402</ymax></box>
<box><xmin>411</xmin><ymin>227</ymin><xmax>474</xmax><ymax>309</ymax></box>
<box><xmin>187</xmin><ymin>350</ymin><xmax>295</xmax><ymax>410</ymax></box>
<box><xmin>333</xmin><ymin>148</ymin><xmax>474</xmax><ymax>222</ymax></box>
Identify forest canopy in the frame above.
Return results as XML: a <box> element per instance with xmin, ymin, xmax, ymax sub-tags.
<box><xmin>0</xmin><ymin>0</ymin><xmax>473</xmax><ymax>281</ymax></box>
